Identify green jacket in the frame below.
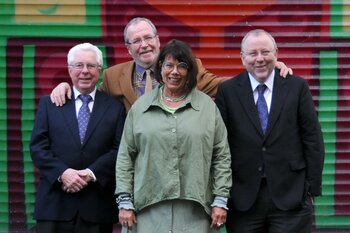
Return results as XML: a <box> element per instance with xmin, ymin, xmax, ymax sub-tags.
<box><xmin>115</xmin><ymin>86</ymin><xmax>232</xmax><ymax>215</ymax></box>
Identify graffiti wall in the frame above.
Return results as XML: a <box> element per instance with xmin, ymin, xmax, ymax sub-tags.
<box><xmin>1</xmin><ymin>0</ymin><xmax>350</xmax><ymax>232</ymax></box>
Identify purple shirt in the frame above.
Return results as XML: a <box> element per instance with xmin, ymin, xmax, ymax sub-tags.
<box><xmin>133</xmin><ymin>64</ymin><xmax>157</xmax><ymax>97</ymax></box>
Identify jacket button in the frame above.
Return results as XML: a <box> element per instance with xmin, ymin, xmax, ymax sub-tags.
<box><xmin>262</xmin><ymin>147</ymin><xmax>266</xmax><ymax>151</ymax></box>
<box><xmin>258</xmin><ymin>166</ymin><xmax>263</xmax><ymax>172</ymax></box>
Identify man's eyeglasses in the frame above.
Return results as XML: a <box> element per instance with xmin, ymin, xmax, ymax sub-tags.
<box><xmin>162</xmin><ymin>62</ymin><xmax>188</xmax><ymax>73</ymax></box>
<box><xmin>126</xmin><ymin>34</ymin><xmax>158</xmax><ymax>46</ymax></box>
<box><xmin>70</xmin><ymin>63</ymin><xmax>101</xmax><ymax>71</ymax></box>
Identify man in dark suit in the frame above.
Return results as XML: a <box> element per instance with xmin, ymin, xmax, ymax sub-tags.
<box><xmin>215</xmin><ymin>29</ymin><xmax>324</xmax><ymax>233</ymax></box>
<box><xmin>30</xmin><ymin>42</ymin><xmax>125</xmax><ymax>233</ymax></box>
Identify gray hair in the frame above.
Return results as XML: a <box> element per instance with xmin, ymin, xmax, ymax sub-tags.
<box><xmin>67</xmin><ymin>42</ymin><xmax>103</xmax><ymax>66</ymax></box>
<box><xmin>123</xmin><ymin>17</ymin><xmax>158</xmax><ymax>44</ymax></box>
<box><xmin>241</xmin><ymin>29</ymin><xmax>278</xmax><ymax>53</ymax></box>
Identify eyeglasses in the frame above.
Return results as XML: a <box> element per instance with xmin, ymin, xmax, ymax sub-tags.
<box><xmin>242</xmin><ymin>50</ymin><xmax>273</xmax><ymax>58</ymax></box>
<box><xmin>70</xmin><ymin>63</ymin><xmax>100</xmax><ymax>71</ymax></box>
<box><xmin>126</xmin><ymin>34</ymin><xmax>158</xmax><ymax>46</ymax></box>
<box><xmin>162</xmin><ymin>62</ymin><xmax>188</xmax><ymax>73</ymax></box>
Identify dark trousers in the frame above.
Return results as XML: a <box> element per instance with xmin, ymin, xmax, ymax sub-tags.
<box><xmin>36</xmin><ymin>214</ymin><xmax>113</xmax><ymax>233</ymax></box>
<box><xmin>226</xmin><ymin>179</ymin><xmax>313</xmax><ymax>233</ymax></box>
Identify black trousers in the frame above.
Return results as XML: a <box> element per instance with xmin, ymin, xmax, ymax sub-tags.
<box><xmin>226</xmin><ymin>179</ymin><xmax>313</xmax><ymax>233</ymax></box>
<box><xmin>36</xmin><ymin>214</ymin><xmax>113</xmax><ymax>233</ymax></box>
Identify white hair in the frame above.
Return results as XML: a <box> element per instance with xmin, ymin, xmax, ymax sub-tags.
<box><xmin>67</xmin><ymin>42</ymin><xmax>103</xmax><ymax>66</ymax></box>
<box><xmin>124</xmin><ymin>17</ymin><xmax>158</xmax><ymax>44</ymax></box>
<box><xmin>241</xmin><ymin>29</ymin><xmax>278</xmax><ymax>53</ymax></box>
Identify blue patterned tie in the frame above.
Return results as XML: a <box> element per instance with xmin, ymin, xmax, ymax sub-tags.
<box><xmin>256</xmin><ymin>84</ymin><xmax>268</xmax><ymax>134</ymax></box>
<box><xmin>78</xmin><ymin>95</ymin><xmax>92</xmax><ymax>144</ymax></box>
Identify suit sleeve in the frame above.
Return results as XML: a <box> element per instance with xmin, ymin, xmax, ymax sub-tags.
<box><xmin>298</xmin><ymin>79</ymin><xmax>325</xmax><ymax>196</ymax></box>
<box><xmin>30</xmin><ymin>97</ymin><xmax>69</xmax><ymax>185</ymax></box>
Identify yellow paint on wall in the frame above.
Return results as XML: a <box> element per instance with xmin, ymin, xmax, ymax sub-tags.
<box><xmin>15</xmin><ymin>0</ymin><xmax>86</xmax><ymax>24</ymax></box>
<box><xmin>344</xmin><ymin>0</ymin><xmax>350</xmax><ymax>32</ymax></box>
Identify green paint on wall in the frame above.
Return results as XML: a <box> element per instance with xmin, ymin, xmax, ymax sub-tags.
<box><xmin>97</xmin><ymin>45</ymin><xmax>107</xmax><ymax>87</ymax></box>
<box><xmin>0</xmin><ymin>37</ymin><xmax>9</xmax><ymax>232</ymax></box>
<box><xmin>330</xmin><ymin>0</ymin><xmax>350</xmax><ymax>38</ymax></box>
<box><xmin>0</xmin><ymin>0</ymin><xmax>102</xmax><ymax>38</ymax></box>
<box><xmin>22</xmin><ymin>45</ymin><xmax>36</xmax><ymax>229</ymax></box>
<box><xmin>316</xmin><ymin>50</ymin><xmax>350</xmax><ymax>228</ymax></box>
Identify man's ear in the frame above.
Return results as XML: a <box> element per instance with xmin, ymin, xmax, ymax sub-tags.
<box><xmin>240</xmin><ymin>52</ymin><xmax>245</xmax><ymax>67</ymax></box>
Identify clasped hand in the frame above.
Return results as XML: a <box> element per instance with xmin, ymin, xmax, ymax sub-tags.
<box><xmin>60</xmin><ymin>168</ymin><xmax>92</xmax><ymax>193</ymax></box>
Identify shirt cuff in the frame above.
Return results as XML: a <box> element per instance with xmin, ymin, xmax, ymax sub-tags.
<box><xmin>86</xmin><ymin>168</ymin><xmax>96</xmax><ymax>182</ymax></box>
<box><xmin>211</xmin><ymin>196</ymin><xmax>228</xmax><ymax>210</ymax></box>
<box><xmin>116</xmin><ymin>193</ymin><xmax>135</xmax><ymax>210</ymax></box>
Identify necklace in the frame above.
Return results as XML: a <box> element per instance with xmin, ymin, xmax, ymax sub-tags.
<box><xmin>161</xmin><ymin>87</ymin><xmax>187</xmax><ymax>102</ymax></box>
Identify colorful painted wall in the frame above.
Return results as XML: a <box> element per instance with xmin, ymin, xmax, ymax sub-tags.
<box><xmin>1</xmin><ymin>0</ymin><xmax>350</xmax><ymax>232</ymax></box>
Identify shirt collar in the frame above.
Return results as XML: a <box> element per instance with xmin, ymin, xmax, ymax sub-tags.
<box><xmin>73</xmin><ymin>86</ymin><xmax>97</xmax><ymax>101</ymax></box>
<box><xmin>248</xmin><ymin>69</ymin><xmax>275</xmax><ymax>92</ymax></box>
<box><xmin>141</xmin><ymin>85</ymin><xmax>199</xmax><ymax>113</ymax></box>
<box><xmin>135</xmin><ymin>63</ymin><xmax>154</xmax><ymax>75</ymax></box>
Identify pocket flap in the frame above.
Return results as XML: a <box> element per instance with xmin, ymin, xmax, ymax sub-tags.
<box><xmin>289</xmin><ymin>160</ymin><xmax>306</xmax><ymax>171</ymax></box>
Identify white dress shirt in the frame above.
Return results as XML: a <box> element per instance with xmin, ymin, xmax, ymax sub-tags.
<box><xmin>248</xmin><ymin>69</ymin><xmax>275</xmax><ymax>113</ymax></box>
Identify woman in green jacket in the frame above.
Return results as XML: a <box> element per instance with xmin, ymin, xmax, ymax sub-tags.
<box><xmin>115</xmin><ymin>39</ymin><xmax>232</xmax><ymax>233</ymax></box>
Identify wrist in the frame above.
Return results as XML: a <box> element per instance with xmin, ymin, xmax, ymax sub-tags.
<box><xmin>211</xmin><ymin>196</ymin><xmax>228</xmax><ymax>210</ymax></box>
<box><xmin>86</xmin><ymin>168</ymin><xmax>96</xmax><ymax>182</ymax></box>
<box><xmin>117</xmin><ymin>193</ymin><xmax>135</xmax><ymax>210</ymax></box>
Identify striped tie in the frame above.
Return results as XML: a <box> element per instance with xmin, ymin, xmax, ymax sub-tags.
<box><xmin>78</xmin><ymin>95</ymin><xmax>92</xmax><ymax>144</ymax></box>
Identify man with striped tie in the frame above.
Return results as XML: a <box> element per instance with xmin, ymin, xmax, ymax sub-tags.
<box><xmin>30</xmin><ymin>43</ymin><xmax>125</xmax><ymax>233</ymax></box>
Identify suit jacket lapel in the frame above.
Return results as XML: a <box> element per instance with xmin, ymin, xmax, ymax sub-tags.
<box><xmin>83</xmin><ymin>91</ymin><xmax>110</xmax><ymax>145</ymax></box>
<box><xmin>265</xmin><ymin>71</ymin><xmax>289</xmax><ymax>137</ymax></box>
<box><xmin>60</xmin><ymin>97</ymin><xmax>81</xmax><ymax>146</ymax></box>
<box><xmin>120</xmin><ymin>61</ymin><xmax>138</xmax><ymax>106</ymax></box>
<box><xmin>236</xmin><ymin>72</ymin><xmax>264</xmax><ymax>136</ymax></box>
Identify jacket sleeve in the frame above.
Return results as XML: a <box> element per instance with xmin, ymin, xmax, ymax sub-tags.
<box><xmin>115</xmin><ymin>109</ymin><xmax>137</xmax><ymax>196</ymax></box>
<box><xmin>298</xmin><ymin>79</ymin><xmax>325</xmax><ymax>196</ymax></box>
<box><xmin>211</xmin><ymin>106</ymin><xmax>232</xmax><ymax>198</ymax></box>
<box><xmin>195</xmin><ymin>58</ymin><xmax>231</xmax><ymax>98</ymax></box>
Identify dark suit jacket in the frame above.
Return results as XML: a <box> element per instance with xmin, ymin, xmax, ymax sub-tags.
<box><xmin>30</xmin><ymin>90</ymin><xmax>125</xmax><ymax>223</ymax></box>
<box><xmin>100</xmin><ymin>59</ymin><xmax>228</xmax><ymax>112</ymax></box>
<box><xmin>215</xmin><ymin>69</ymin><xmax>324</xmax><ymax>211</ymax></box>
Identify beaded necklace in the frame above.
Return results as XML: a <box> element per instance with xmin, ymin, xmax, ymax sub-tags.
<box><xmin>160</xmin><ymin>86</ymin><xmax>187</xmax><ymax>102</ymax></box>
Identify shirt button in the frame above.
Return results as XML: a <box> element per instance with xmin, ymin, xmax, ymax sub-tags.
<box><xmin>172</xmin><ymin>129</ymin><xmax>176</xmax><ymax>133</ymax></box>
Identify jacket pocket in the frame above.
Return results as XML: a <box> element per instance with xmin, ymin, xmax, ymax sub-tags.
<box><xmin>289</xmin><ymin>159</ymin><xmax>306</xmax><ymax>171</ymax></box>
